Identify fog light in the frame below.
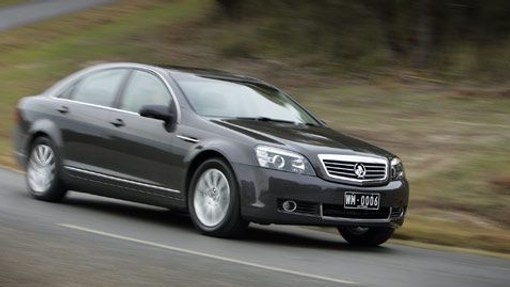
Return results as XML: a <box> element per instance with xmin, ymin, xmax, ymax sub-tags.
<box><xmin>282</xmin><ymin>200</ymin><xmax>297</xmax><ymax>213</ymax></box>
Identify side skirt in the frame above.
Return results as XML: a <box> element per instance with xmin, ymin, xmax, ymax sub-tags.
<box><xmin>62</xmin><ymin>166</ymin><xmax>186</xmax><ymax>209</ymax></box>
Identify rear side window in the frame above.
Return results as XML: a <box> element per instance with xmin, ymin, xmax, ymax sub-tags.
<box><xmin>71</xmin><ymin>69</ymin><xmax>127</xmax><ymax>107</ymax></box>
<box><xmin>119</xmin><ymin>71</ymin><xmax>172</xmax><ymax>113</ymax></box>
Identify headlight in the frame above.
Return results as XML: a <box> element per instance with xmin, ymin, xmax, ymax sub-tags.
<box><xmin>390</xmin><ymin>157</ymin><xmax>405</xmax><ymax>180</ymax></box>
<box><xmin>255</xmin><ymin>146</ymin><xmax>315</xmax><ymax>175</ymax></box>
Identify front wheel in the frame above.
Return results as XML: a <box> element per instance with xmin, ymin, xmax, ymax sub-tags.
<box><xmin>188</xmin><ymin>158</ymin><xmax>248</xmax><ymax>238</ymax></box>
<box><xmin>338</xmin><ymin>226</ymin><xmax>394</xmax><ymax>246</ymax></box>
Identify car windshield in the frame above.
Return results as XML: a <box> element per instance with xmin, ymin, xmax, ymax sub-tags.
<box><xmin>173</xmin><ymin>73</ymin><xmax>320</xmax><ymax>126</ymax></box>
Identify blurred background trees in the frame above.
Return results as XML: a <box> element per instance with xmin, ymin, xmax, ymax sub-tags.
<box><xmin>215</xmin><ymin>0</ymin><xmax>510</xmax><ymax>82</ymax></box>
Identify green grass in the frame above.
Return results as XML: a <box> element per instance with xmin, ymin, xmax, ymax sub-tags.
<box><xmin>0</xmin><ymin>0</ymin><xmax>26</xmax><ymax>8</ymax></box>
<box><xmin>0</xmin><ymin>0</ymin><xmax>509</xmax><ymax>254</ymax></box>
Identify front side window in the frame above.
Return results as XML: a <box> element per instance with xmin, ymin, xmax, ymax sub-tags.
<box><xmin>57</xmin><ymin>82</ymin><xmax>77</xmax><ymax>99</ymax></box>
<box><xmin>120</xmin><ymin>71</ymin><xmax>172</xmax><ymax>113</ymax></box>
<box><xmin>71</xmin><ymin>69</ymin><xmax>127</xmax><ymax>107</ymax></box>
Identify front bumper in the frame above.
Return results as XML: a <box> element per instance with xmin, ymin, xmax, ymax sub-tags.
<box><xmin>233</xmin><ymin>163</ymin><xmax>409</xmax><ymax>228</ymax></box>
<box><xmin>12</xmin><ymin>126</ymin><xmax>28</xmax><ymax>168</ymax></box>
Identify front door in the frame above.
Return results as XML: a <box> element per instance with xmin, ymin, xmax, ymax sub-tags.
<box><xmin>105</xmin><ymin>69</ymin><xmax>182</xmax><ymax>199</ymax></box>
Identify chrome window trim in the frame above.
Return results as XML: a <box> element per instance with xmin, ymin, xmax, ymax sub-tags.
<box><xmin>64</xmin><ymin>166</ymin><xmax>181</xmax><ymax>194</ymax></box>
<box><xmin>54</xmin><ymin>97</ymin><xmax>140</xmax><ymax>116</ymax></box>
<box><xmin>318</xmin><ymin>154</ymin><xmax>389</xmax><ymax>184</ymax></box>
<box><xmin>47</xmin><ymin>63</ymin><xmax>182</xmax><ymax>123</ymax></box>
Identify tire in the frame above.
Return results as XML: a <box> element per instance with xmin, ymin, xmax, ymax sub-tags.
<box><xmin>25</xmin><ymin>137</ymin><xmax>67</xmax><ymax>202</ymax></box>
<box><xmin>188</xmin><ymin>158</ymin><xmax>248</xmax><ymax>237</ymax></box>
<box><xmin>338</xmin><ymin>226</ymin><xmax>394</xmax><ymax>246</ymax></box>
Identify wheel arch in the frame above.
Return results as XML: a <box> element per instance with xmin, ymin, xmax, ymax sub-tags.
<box><xmin>26</xmin><ymin>119</ymin><xmax>63</xmax><ymax>156</ymax></box>
<box><xmin>184</xmin><ymin>149</ymin><xmax>233</xmax><ymax>199</ymax></box>
<box><xmin>184</xmin><ymin>147</ymin><xmax>249</xmax><ymax>236</ymax></box>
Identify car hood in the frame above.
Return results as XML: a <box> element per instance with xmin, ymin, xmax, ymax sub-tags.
<box><xmin>213</xmin><ymin>119</ymin><xmax>394</xmax><ymax>159</ymax></box>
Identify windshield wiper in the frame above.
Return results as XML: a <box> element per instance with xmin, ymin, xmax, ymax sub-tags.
<box><xmin>234</xmin><ymin>117</ymin><xmax>319</xmax><ymax>126</ymax></box>
<box><xmin>235</xmin><ymin>117</ymin><xmax>299</xmax><ymax>125</ymax></box>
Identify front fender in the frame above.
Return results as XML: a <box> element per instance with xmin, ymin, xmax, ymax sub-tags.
<box><xmin>183</xmin><ymin>138</ymin><xmax>256</xmax><ymax>167</ymax></box>
<box><xmin>179</xmin><ymin>136</ymin><xmax>258</xmax><ymax>199</ymax></box>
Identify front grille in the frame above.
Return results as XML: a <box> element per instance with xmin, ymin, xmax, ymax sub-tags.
<box><xmin>319</xmin><ymin>154</ymin><xmax>388</xmax><ymax>184</ymax></box>
<box><xmin>322</xmin><ymin>204</ymin><xmax>391</xmax><ymax>219</ymax></box>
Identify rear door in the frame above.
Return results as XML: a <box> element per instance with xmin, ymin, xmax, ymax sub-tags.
<box><xmin>56</xmin><ymin>68</ymin><xmax>129</xmax><ymax>173</ymax></box>
<box><xmin>104</xmin><ymin>69</ymin><xmax>182</xmax><ymax>198</ymax></box>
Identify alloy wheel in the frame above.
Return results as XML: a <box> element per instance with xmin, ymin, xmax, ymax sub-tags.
<box><xmin>193</xmin><ymin>168</ymin><xmax>231</xmax><ymax>227</ymax></box>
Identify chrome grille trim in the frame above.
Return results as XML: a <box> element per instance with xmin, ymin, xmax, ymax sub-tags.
<box><xmin>318</xmin><ymin>154</ymin><xmax>389</xmax><ymax>184</ymax></box>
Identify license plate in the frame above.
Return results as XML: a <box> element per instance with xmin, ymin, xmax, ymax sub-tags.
<box><xmin>344</xmin><ymin>192</ymin><xmax>380</xmax><ymax>210</ymax></box>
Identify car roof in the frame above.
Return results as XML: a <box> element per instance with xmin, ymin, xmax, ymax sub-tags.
<box><xmin>158</xmin><ymin>64</ymin><xmax>269</xmax><ymax>86</ymax></box>
<box><xmin>84</xmin><ymin>62</ymin><xmax>271</xmax><ymax>86</ymax></box>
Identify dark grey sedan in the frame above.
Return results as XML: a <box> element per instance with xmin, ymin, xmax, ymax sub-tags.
<box><xmin>12</xmin><ymin>63</ymin><xmax>408</xmax><ymax>246</ymax></box>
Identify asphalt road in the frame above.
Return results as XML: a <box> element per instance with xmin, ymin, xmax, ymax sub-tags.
<box><xmin>0</xmin><ymin>0</ymin><xmax>115</xmax><ymax>32</ymax></box>
<box><xmin>0</xmin><ymin>168</ymin><xmax>509</xmax><ymax>287</ymax></box>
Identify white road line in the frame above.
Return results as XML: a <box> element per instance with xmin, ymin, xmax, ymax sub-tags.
<box><xmin>59</xmin><ymin>224</ymin><xmax>357</xmax><ymax>285</ymax></box>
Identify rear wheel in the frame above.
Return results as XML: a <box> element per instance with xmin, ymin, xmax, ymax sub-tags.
<box><xmin>338</xmin><ymin>226</ymin><xmax>394</xmax><ymax>246</ymax></box>
<box><xmin>26</xmin><ymin>137</ymin><xmax>67</xmax><ymax>202</ymax></box>
<box><xmin>188</xmin><ymin>158</ymin><xmax>248</xmax><ymax>237</ymax></box>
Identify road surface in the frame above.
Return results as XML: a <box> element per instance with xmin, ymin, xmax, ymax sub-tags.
<box><xmin>0</xmin><ymin>168</ymin><xmax>509</xmax><ymax>287</ymax></box>
<box><xmin>0</xmin><ymin>0</ymin><xmax>115</xmax><ymax>32</ymax></box>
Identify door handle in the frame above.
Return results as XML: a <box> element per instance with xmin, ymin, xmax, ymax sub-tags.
<box><xmin>57</xmin><ymin>106</ymin><xmax>69</xmax><ymax>114</ymax></box>
<box><xmin>110</xmin><ymin>118</ymin><xmax>125</xmax><ymax>127</ymax></box>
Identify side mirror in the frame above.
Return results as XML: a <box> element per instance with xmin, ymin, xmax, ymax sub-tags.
<box><xmin>139</xmin><ymin>105</ymin><xmax>175</xmax><ymax>124</ymax></box>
